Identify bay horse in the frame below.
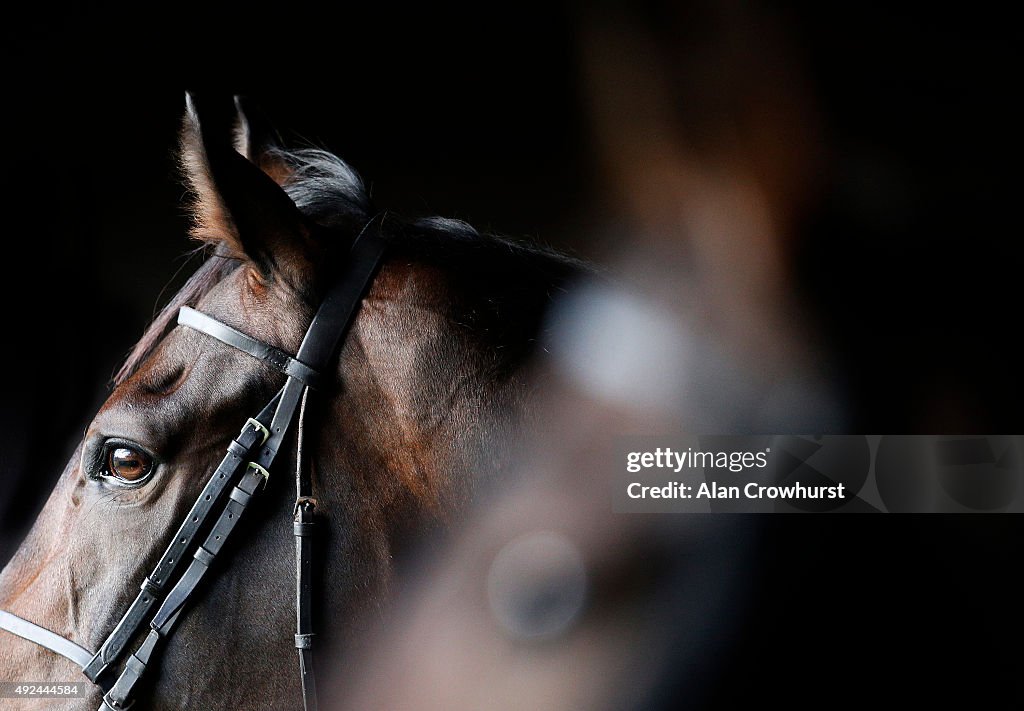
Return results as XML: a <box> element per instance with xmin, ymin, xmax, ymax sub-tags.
<box><xmin>0</xmin><ymin>95</ymin><xmax>579</xmax><ymax>709</ymax></box>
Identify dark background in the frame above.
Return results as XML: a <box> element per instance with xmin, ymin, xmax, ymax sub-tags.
<box><xmin>1</xmin><ymin>2</ymin><xmax>1021</xmax><ymax>706</ymax></box>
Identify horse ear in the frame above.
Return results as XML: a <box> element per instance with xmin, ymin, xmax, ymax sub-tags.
<box><xmin>181</xmin><ymin>92</ymin><xmax>311</xmax><ymax>278</ymax></box>
<box><xmin>231</xmin><ymin>95</ymin><xmax>293</xmax><ymax>185</ymax></box>
<box><xmin>232</xmin><ymin>95</ymin><xmax>255</xmax><ymax>161</ymax></box>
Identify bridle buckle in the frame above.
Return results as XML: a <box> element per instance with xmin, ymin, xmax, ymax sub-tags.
<box><xmin>293</xmin><ymin>496</ymin><xmax>318</xmax><ymax>517</ymax></box>
<box><xmin>246</xmin><ymin>461</ymin><xmax>271</xmax><ymax>487</ymax></box>
<box><xmin>245</xmin><ymin>418</ymin><xmax>271</xmax><ymax>446</ymax></box>
<box><xmin>102</xmin><ymin>692</ymin><xmax>136</xmax><ymax>710</ymax></box>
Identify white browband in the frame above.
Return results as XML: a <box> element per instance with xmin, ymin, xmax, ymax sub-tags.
<box><xmin>0</xmin><ymin>609</ymin><xmax>95</xmax><ymax>668</ymax></box>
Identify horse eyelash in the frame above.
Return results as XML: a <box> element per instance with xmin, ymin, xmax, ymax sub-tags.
<box><xmin>82</xmin><ymin>440</ymin><xmax>159</xmax><ymax>485</ymax></box>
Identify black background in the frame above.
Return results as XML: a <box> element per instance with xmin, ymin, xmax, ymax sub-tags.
<box><xmin>1</xmin><ymin>2</ymin><xmax>1021</xmax><ymax>706</ymax></box>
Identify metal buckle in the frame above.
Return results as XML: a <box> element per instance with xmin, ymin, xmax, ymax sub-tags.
<box><xmin>245</xmin><ymin>418</ymin><xmax>271</xmax><ymax>446</ymax></box>
<box><xmin>246</xmin><ymin>461</ymin><xmax>271</xmax><ymax>487</ymax></box>
<box><xmin>102</xmin><ymin>692</ymin><xmax>136</xmax><ymax>711</ymax></box>
<box><xmin>293</xmin><ymin>496</ymin><xmax>318</xmax><ymax>517</ymax></box>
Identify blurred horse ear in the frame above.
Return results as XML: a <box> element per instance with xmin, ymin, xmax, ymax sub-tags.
<box><xmin>181</xmin><ymin>92</ymin><xmax>312</xmax><ymax>279</ymax></box>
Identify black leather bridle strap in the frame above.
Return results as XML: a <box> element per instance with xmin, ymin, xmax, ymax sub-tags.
<box><xmin>294</xmin><ymin>388</ymin><xmax>317</xmax><ymax>711</ymax></box>
<box><xmin>83</xmin><ymin>394</ymin><xmax>281</xmax><ymax>684</ymax></box>
<box><xmin>99</xmin><ymin>224</ymin><xmax>388</xmax><ymax>711</ymax></box>
<box><xmin>100</xmin><ymin>467</ymin><xmax>265</xmax><ymax>710</ymax></box>
<box><xmin>0</xmin><ymin>610</ymin><xmax>94</xmax><ymax>668</ymax></box>
<box><xmin>285</xmin><ymin>221</ymin><xmax>390</xmax><ymax>711</ymax></box>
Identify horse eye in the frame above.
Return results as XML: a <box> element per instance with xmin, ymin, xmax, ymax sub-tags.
<box><xmin>106</xmin><ymin>446</ymin><xmax>154</xmax><ymax>483</ymax></box>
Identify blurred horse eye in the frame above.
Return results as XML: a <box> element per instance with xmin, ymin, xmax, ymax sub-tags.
<box><xmin>107</xmin><ymin>446</ymin><xmax>153</xmax><ymax>483</ymax></box>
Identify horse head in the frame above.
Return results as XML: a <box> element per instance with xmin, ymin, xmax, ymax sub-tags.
<box><xmin>0</xmin><ymin>94</ymin><xmax>578</xmax><ymax>709</ymax></box>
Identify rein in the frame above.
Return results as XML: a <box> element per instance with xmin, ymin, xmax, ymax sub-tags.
<box><xmin>0</xmin><ymin>221</ymin><xmax>388</xmax><ymax>711</ymax></box>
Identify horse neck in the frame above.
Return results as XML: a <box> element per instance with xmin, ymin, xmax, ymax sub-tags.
<box><xmin>319</xmin><ymin>261</ymin><xmax>521</xmax><ymax>553</ymax></box>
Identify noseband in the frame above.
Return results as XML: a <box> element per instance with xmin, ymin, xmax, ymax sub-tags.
<box><xmin>0</xmin><ymin>223</ymin><xmax>388</xmax><ymax>711</ymax></box>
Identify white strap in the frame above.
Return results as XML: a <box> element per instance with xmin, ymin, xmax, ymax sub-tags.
<box><xmin>0</xmin><ymin>609</ymin><xmax>95</xmax><ymax>669</ymax></box>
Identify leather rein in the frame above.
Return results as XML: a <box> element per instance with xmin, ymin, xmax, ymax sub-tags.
<box><xmin>0</xmin><ymin>222</ymin><xmax>388</xmax><ymax>711</ymax></box>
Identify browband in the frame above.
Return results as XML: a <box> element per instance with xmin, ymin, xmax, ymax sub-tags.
<box><xmin>0</xmin><ymin>610</ymin><xmax>94</xmax><ymax>669</ymax></box>
<box><xmin>178</xmin><ymin>306</ymin><xmax>322</xmax><ymax>388</ymax></box>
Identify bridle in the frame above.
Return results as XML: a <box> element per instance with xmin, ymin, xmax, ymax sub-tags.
<box><xmin>0</xmin><ymin>221</ymin><xmax>388</xmax><ymax>711</ymax></box>
<box><xmin>1</xmin><ymin>222</ymin><xmax>387</xmax><ymax>709</ymax></box>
